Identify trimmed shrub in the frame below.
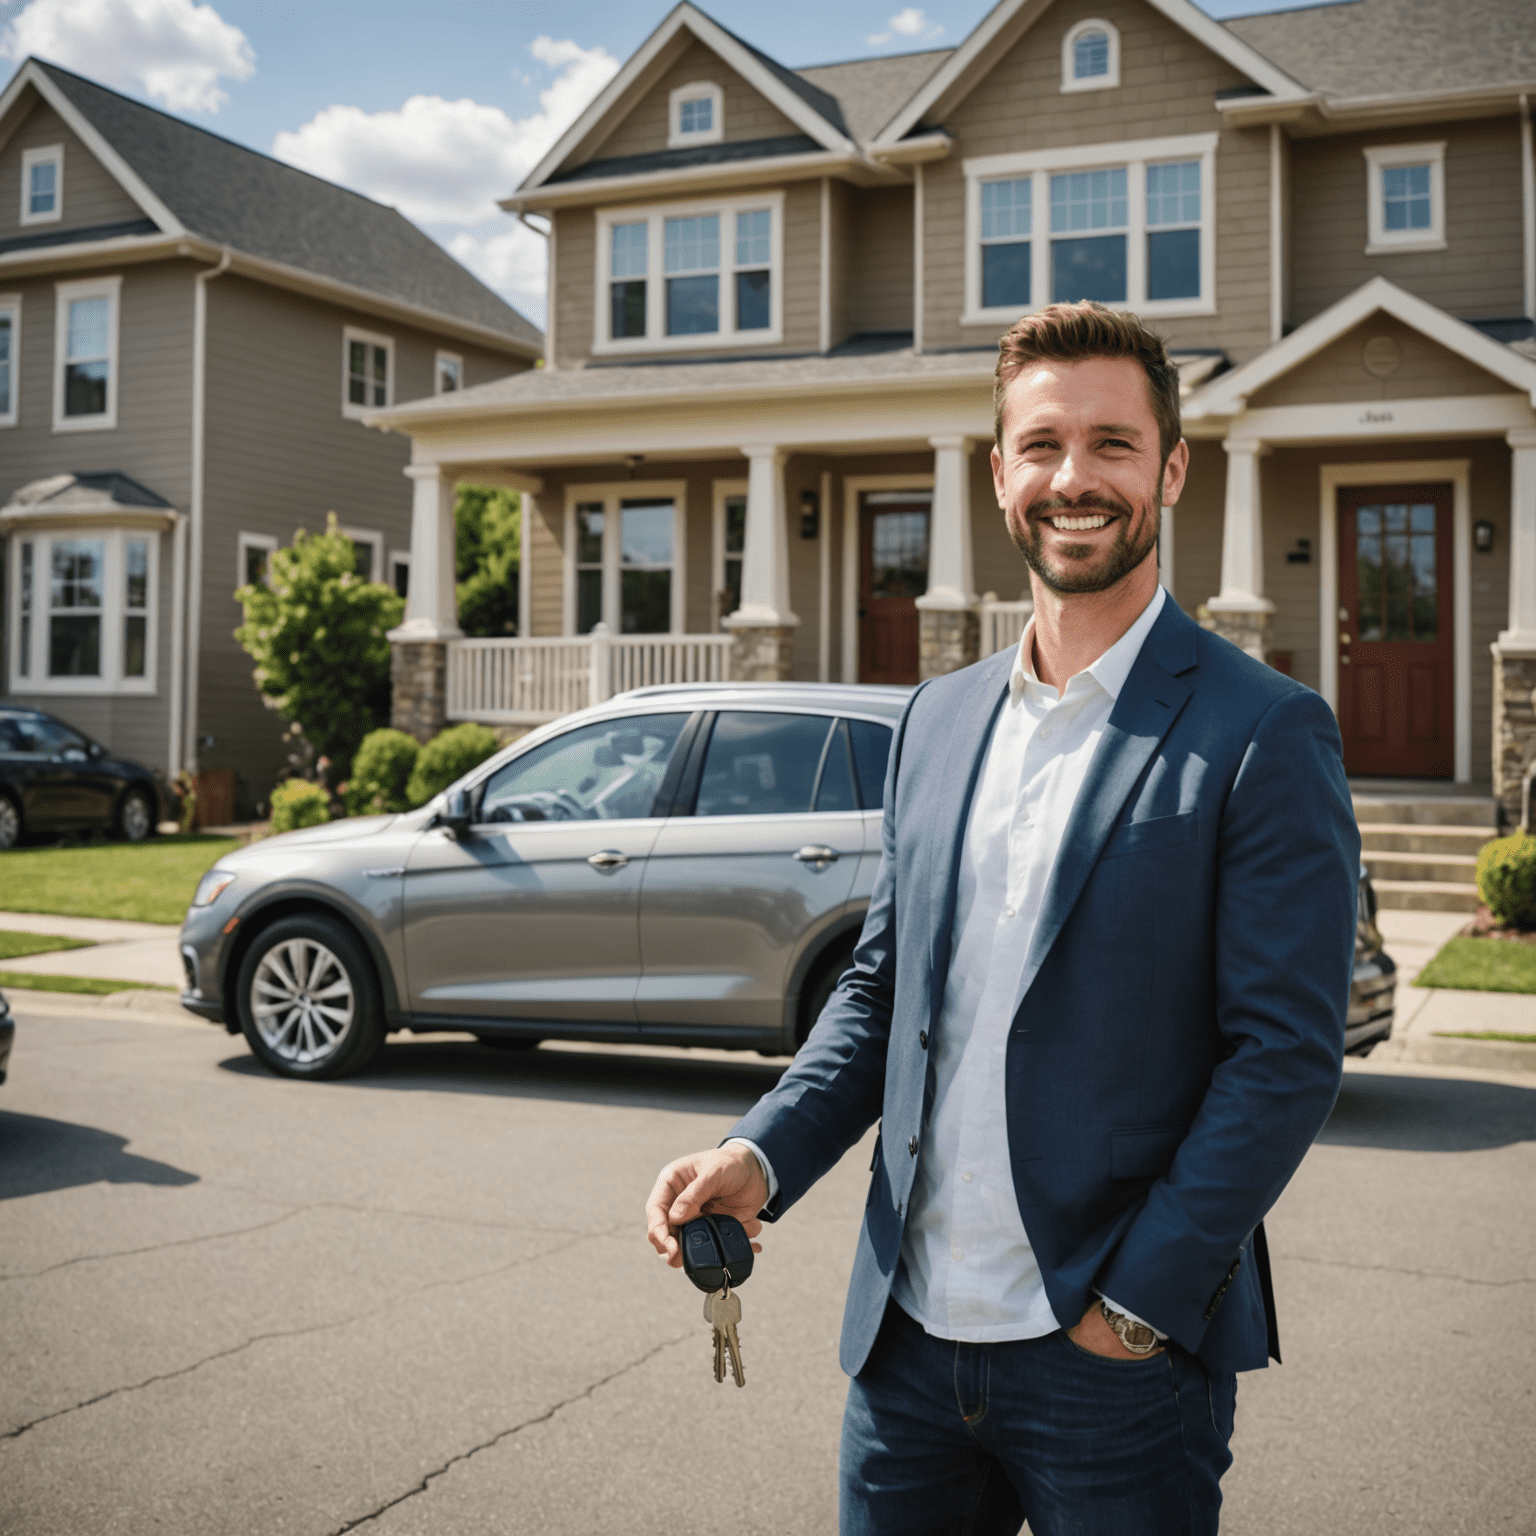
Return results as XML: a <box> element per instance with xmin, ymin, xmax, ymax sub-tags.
<box><xmin>1477</xmin><ymin>833</ymin><xmax>1536</xmax><ymax>929</ymax></box>
<box><xmin>345</xmin><ymin>729</ymin><xmax>421</xmax><ymax>816</ymax></box>
<box><xmin>270</xmin><ymin>779</ymin><xmax>331</xmax><ymax>836</ymax></box>
<box><xmin>406</xmin><ymin>723</ymin><xmax>500</xmax><ymax>808</ymax></box>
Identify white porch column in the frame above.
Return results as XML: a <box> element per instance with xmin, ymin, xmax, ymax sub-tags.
<box><xmin>724</xmin><ymin>445</ymin><xmax>798</xmax><ymax>680</ymax></box>
<box><xmin>1500</xmin><ymin>428</ymin><xmax>1536</xmax><ymax>646</ymax></box>
<box><xmin>1202</xmin><ymin>437</ymin><xmax>1274</xmax><ymax>661</ymax></box>
<box><xmin>916</xmin><ymin>434</ymin><xmax>979</xmax><ymax>678</ymax></box>
<box><xmin>1492</xmin><ymin>427</ymin><xmax>1536</xmax><ymax>819</ymax></box>
<box><xmin>388</xmin><ymin>463</ymin><xmax>460</xmax><ymax>740</ymax></box>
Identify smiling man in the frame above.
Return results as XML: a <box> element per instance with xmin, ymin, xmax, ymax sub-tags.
<box><xmin>646</xmin><ymin>302</ymin><xmax>1360</xmax><ymax>1535</ymax></box>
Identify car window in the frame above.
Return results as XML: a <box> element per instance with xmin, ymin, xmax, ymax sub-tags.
<box><xmin>695</xmin><ymin>712</ymin><xmax>836</xmax><ymax>817</ymax></box>
<box><xmin>814</xmin><ymin>718</ymin><xmax>858</xmax><ymax>813</ymax></box>
<box><xmin>0</xmin><ymin>714</ymin><xmax>25</xmax><ymax>752</ymax></box>
<box><xmin>847</xmin><ymin>718</ymin><xmax>894</xmax><ymax>811</ymax></box>
<box><xmin>14</xmin><ymin>715</ymin><xmax>86</xmax><ymax>756</ymax></box>
<box><xmin>479</xmin><ymin>713</ymin><xmax>687</xmax><ymax>823</ymax></box>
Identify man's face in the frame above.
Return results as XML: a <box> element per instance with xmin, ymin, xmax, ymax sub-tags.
<box><xmin>990</xmin><ymin>357</ymin><xmax>1188</xmax><ymax>596</ymax></box>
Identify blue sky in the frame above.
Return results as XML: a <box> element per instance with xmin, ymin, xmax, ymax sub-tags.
<box><xmin>0</xmin><ymin>0</ymin><xmax>1331</xmax><ymax>326</ymax></box>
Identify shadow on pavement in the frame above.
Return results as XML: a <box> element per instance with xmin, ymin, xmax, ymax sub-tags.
<box><xmin>217</xmin><ymin>1037</ymin><xmax>789</xmax><ymax>1117</ymax></box>
<box><xmin>0</xmin><ymin>1111</ymin><xmax>200</xmax><ymax>1201</ymax></box>
<box><xmin>1318</xmin><ymin>1072</ymin><xmax>1536</xmax><ymax>1152</ymax></box>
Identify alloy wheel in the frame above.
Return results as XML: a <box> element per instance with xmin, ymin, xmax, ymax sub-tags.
<box><xmin>251</xmin><ymin>938</ymin><xmax>355</xmax><ymax>1067</ymax></box>
<box><xmin>120</xmin><ymin>791</ymin><xmax>152</xmax><ymax>842</ymax></box>
<box><xmin>0</xmin><ymin>797</ymin><xmax>18</xmax><ymax>850</ymax></box>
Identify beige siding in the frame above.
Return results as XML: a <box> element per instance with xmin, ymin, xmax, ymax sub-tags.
<box><xmin>1249</xmin><ymin>314</ymin><xmax>1515</xmax><ymax>408</ymax></box>
<box><xmin>585</xmin><ymin>39</ymin><xmax>804</xmax><ymax>165</ymax></box>
<box><xmin>0</xmin><ymin>93</ymin><xmax>143</xmax><ymax>239</ymax></box>
<box><xmin>921</xmin><ymin>0</ymin><xmax>1271</xmax><ymax>363</ymax></box>
<box><xmin>1290</xmin><ymin>118</ymin><xmax>1524</xmax><ymax>326</ymax></box>
<box><xmin>827</xmin><ymin>179</ymin><xmax>852</xmax><ymax>349</ymax></box>
<box><xmin>1171</xmin><ymin>439</ymin><xmax>1225</xmax><ymax>622</ymax></box>
<box><xmin>781</xmin><ymin>180</ymin><xmax>821</xmax><ymax>353</ymax></box>
<box><xmin>846</xmin><ymin>185</ymin><xmax>913</xmax><ymax>336</ymax></box>
<box><xmin>553</xmin><ymin>207</ymin><xmax>596</xmax><ymax>368</ymax></box>
<box><xmin>528</xmin><ymin>496</ymin><xmax>564</xmax><ymax>637</ymax></box>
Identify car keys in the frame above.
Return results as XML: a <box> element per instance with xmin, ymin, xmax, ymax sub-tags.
<box><xmin>706</xmin><ymin>1284</ymin><xmax>745</xmax><ymax>1386</ymax></box>
<box><xmin>679</xmin><ymin>1213</ymin><xmax>753</xmax><ymax>1389</ymax></box>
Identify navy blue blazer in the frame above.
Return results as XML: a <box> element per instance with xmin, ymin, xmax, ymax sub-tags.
<box><xmin>729</xmin><ymin>597</ymin><xmax>1359</xmax><ymax>1377</ymax></box>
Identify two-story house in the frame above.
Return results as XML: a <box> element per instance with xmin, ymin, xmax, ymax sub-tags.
<box><xmin>0</xmin><ymin>58</ymin><xmax>542</xmax><ymax>818</ymax></box>
<box><xmin>369</xmin><ymin>0</ymin><xmax>1536</xmax><ymax>825</ymax></box>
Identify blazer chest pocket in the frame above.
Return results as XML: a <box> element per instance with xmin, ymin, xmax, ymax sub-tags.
<box><xmin>1099</xmin><ymin>810</ymin><xmax>1198</xmax><ymax>862</ymax></box>
<box><xmin>1111</xmin><ymin>1122</ymin><xmax>1191</xmax><ymax>1180</ymax></box>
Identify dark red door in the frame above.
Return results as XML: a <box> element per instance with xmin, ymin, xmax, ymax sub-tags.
<box><xmin>1338</xmin><ymin>484</ymin><xmax>1454</xmax><ymax>778</ymax></box>
<box><xmin>859</xmin><ymin>495</ymin><xmax>929</xmax><ymax>686</ymax></box>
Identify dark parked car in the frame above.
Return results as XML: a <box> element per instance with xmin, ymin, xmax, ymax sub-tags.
<box><xmin>179</xmin><ymin>682</ymin><xmax>1396</xmax><ymax>1081</ymax></box>
<box><xmin>0</xmin><ymin>703</ymin><xmax>171</xmax><ymax>848</ymax></box>
<box><xmin>1348</xmin><ymin>862</ymin><xmax>1396</xmax><ymax>1055</ymax></box>
<box><xmin>0</xmin><ymin>989</ymin><xmax>13</xmax><ymax>1084</ymax></box>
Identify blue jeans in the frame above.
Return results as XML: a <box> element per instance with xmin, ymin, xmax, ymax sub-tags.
<box><xmin>840</xmin><ymin>1301</ymin><xmax>1237</xmax><ymax>1536</ymax></box>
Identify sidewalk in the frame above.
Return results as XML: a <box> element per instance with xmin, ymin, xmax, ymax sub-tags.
<box><xmin>0</xmin><ymin>909</ymin><xmax>183</xmax><ymax>989</ymax></box>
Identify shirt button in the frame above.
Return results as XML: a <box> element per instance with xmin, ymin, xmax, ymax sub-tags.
<box><xmin>1039</xmin><ymin>727</ymin><xmax>1052</xmax><ymax>739</ymax></box>
<box><xmin>952</xmin><ymin>1246</ymin><xmax>964</xmax><ymax>1261</ymax></box>
<box><xmin>962</xmin><ymin>1172</ymin><xmax>973</xmax><ymax>1183</ymax></box>
<box><xmin>1004</xmin><ymin>906</ymin><xmax>1015</xmax><ymax>918</ymax></box>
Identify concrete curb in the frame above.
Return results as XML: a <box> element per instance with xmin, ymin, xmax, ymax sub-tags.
<box><xmin>3</xmin><ymin>985</ymin><xmax>210</xmax><ymax>1027</ymax></box>
<box><xmin>1372</xmin><ymin>1032</ymin><xmax>1536</xmax><ymax>1074</ymax></box>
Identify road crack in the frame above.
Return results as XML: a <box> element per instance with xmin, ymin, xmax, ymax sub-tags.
<box><xmin>329</xmin><ymin>1334</ymin><xmax>691</xmax><ymax>1534</ymax></box>
<box><xmin>1279</xmin><ymin>1252</ymin><xmax>1535</xmax><ymax>1287</ymax></box>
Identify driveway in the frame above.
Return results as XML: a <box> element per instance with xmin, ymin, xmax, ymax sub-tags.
<box><xmin>1</xmin><ymin>1003</ymin><xmax>1532</xmax><ymax>1535</ymax></box>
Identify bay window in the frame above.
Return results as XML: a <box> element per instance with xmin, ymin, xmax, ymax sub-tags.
<box><xmin>963</xmin><ymin>133</ymin><xmax>1217</xmax><ymax>324</ymax></box>
<box><xmin>594</xmin><ymin>194</ymin><xmax>783</xmax><ymax>353</ymax></box>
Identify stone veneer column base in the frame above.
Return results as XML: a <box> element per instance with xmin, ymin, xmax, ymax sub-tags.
<box><xmin>1492</xmin><ymin>645</ymin><xmax>1536</xmax><ymax>826</ymax></box>
<box><xmin>918</xmin><ymin>605</ymin><xmax>980</xmax><ymax>680</ymax></box>
<box><xmin>726</xmin><ymin>623</ymin><xmax>796</xmax><ymax>682</ymax></box>
<box><xmin>1197</xmin><ymin>603</ymin><xmax>1272</xmax><ymax>664</ymax></box>
<box><xmin>390</xmin><ymin>639</ymin><xmax>449</xmax><ymax>742</ymax></box>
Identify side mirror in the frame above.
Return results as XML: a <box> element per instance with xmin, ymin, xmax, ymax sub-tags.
<box><xmin>88</xmin><ymin>741</ymin><xmax>104</xmax><ymax>759</ymax></box>
<box><xmin>441</xmin><ymin>788</ymin><xmax>474</xmax><ymax>837</ymax></box>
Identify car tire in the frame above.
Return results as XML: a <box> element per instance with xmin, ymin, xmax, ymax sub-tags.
<box><xmin>115</xmin><ymin>787</ymin><xmax>156</xmax><ymax>843</ymax></box>
<box><xmin>474</xmin><ymin>1034</ymin><xmax>541</xmax><ymax>1051</ymax></box>
<box><xmin>0</xmin><ymin>793</ymin><xmax>21</xmax><ymax>850</ymax></box>
<box><xmin>235</xmin><ymin>915</ymin><xmax>384</xmax><ymax>1080</ymax></box>
<box><xmin>798</xmin><ymin>943</ymin><xmax>856</xmax><ymax>1049</ymax></box>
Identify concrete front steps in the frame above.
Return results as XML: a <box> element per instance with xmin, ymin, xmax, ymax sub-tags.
<box><xmin>1353</xmin><ymin>789</ymin><xmax>1497</xmax><ymax>912</ymax></box>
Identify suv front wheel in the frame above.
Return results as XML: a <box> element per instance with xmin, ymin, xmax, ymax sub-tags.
<box><xmin>236</xmin><ymin>915</ymin><xmax>384</xmax><ymax>1080</ymax></box>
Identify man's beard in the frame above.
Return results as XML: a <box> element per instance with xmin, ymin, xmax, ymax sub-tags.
<box><xmin>1008</xmin><ymin>492</ymin><xmax>1161</xmax><ymax>595</ymax></box>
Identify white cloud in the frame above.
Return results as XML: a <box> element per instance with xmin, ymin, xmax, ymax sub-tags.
<box><xmin>868</xmin><ymin>7</ymin><xmax>944</xmax><ymax>45</ymax></box>
<box><xmin>447</xmin><ymin>225</ymin><xmax>549</xmax><ymax>323</ymax></box>
<box><xmin>0</xmin><ymin>0</ymin><xmax>254</xmax><ymax>113</ymax></box>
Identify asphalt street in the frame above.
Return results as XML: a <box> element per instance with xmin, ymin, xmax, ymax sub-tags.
<box><xmin>1</xmin><ymin>1002</ymin><xmax>1532</xmax><ymax>1536</ymax></box>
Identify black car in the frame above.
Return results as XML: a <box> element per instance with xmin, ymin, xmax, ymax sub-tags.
<box><xmin>0</xmin><ymin>703</ymin><xmax>170</xmax><ymax>849</ymax></box>
<box><xmin>0</xmin><ymin>989</ymin><xmax>12</xmax><ymax>1084</ymax></box>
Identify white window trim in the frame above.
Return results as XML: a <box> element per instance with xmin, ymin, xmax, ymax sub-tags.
<box><xmin>593</xmin><ymin>191</ymin><xmax>785</xmax><ymax>356</ymax></box>
<box><xmin>7</xmin><ymin>527</ymin><xmax>160</xmax><ymax>696</ymax></box>
<box><xmin>434</xmin><ymin>349</ymin><xmax>463</xmax><ymax>395</ymax></box>
<box><xmin>712</xmin><ymin>478</ymin><xmax>748</xmax><ymax>631</ymax></box>
<box><xmin>961</xmin><ymin>132</ymin><xmax>1218</xmax><ymax>326</ymax></box>
<box><xmin>562</xmin><ymin>481</ymin><xmax>688</xmax><ymax>635</ymax></box>
<box><xmin>20</xmin><ymin>143</ymin><xmax>63</xmax><ymax>226</ymax></box>
<box><xmin>236</xmin><ymin>531</ymin><xmax>277</xmax><ymax>594</ymax></box>
<box><xmin>342</xmin><ymin>325</ymin><xmax>394</xmax><ymax>419</ymax></box>
<box><xmin>0</xmin><ymin>293</ymin><xmax>19</xmax><ymax>428</ymax></box>
<box><xmin>668</xmin><ymin>81</ymin><xmax>724</xmax><ymax>148</ymax></box>
<box><xmin>1061</xmin><ymin>19</ymin><xmax>1120</xmax><ymax>92</ymax></box>
<box><xmin>53</xmin><ymin>274</ymin><xmax>121</xmax><ymax>433</ymax></box>
<box><xmin>340</xmin><ymin>525</ymin><xmax>384</xmax><ymax>582</ymax></box>
<box><xmin>1363</xmin><ymin>141</ymin><xmax>1447</xmax><ymax>255</ymax></box>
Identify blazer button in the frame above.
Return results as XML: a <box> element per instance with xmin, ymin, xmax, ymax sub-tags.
<box><xmin>908</xmin><ymin>1135</ymin><xmax>918</xmax><ymax>1156</ymax></box>
<box><xmin>919</xmin><ymin>1031</ymin><xmax>928</xmax><ymax>1050</ymax></box>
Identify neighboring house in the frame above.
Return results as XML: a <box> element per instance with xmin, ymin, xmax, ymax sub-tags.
<box><xmin>370</xmin><ymin>0</ymin><xmax>1536</xmax><ymax>816</ymax></box>
<box><xmin>0</xmin><ymin>59</ymin><xmax>542</xmax><ymax>814</ymax></box>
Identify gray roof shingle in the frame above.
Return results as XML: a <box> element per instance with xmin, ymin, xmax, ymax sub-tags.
<box><xmin>794</xmin><ymin>49</ymin><xmax>954</xmax><ymax>143</ymax></box>
<box><xmin>32</xmin><ymin>60</ymin><xmax>542</xmax><ymax>350</ymax></box>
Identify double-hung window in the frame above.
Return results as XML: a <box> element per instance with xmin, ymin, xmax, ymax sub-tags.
<box><xmin>595</xmin><ymin>195</ymin><xmax>783</xmax><ymax>353</ymax></box>
<box><xmin>0</xmin><ymin>294</ymin><xmax>18</xmax><ymax>427</ymax></box>
<box><xmin>963</xmin><ymin>134</ymin><xmax>1216</xmax><ymax>324</ymax></box>
<box><xmin>1363</xmin><ymin>142</ymin><xmax>1445</xmax><ymax>253</ymax></box>
<box><xmin>21</xmin><ymin>145</ymin><xmax>63</xmax><ymax>225</ymax></box>
<box><xmin>565</xmin><ymin>483</ymin><xmax>686</xmax><ymax>635</ymax></box>
<box><xmin>343</xmin><ymin>326</ymin><xmax>393</xmax><ymax>417</ymax></box>
<box><xmin>54</xmin><ymin>276</ymin><xmax>120</xmax><ymax>430</ymax></box>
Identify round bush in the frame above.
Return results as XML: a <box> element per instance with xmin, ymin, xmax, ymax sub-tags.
<box><xmin>1476</xmin><ymin>833</ymin><xmax>1536</xmax><ymax>929</ymax></box>
<box><xmin>345</xmin><ymin>729</ymin><xmax>421</xmax><ymax>816</ymax></box>
<box><xmin>406</xmin><ymin>723</ymin><xmax>500</xmax><ymax>808</ymax></box>
<box><xmin>270</xmin><ymin>779</ymin><xmax>331</xmax><ymax>836</ymax></box>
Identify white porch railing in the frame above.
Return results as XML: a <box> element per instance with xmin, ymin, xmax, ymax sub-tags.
<box><xmin>446</xmin><ymin>631</ymin><xmax>734</xmax><ymax>724</ymax></box>
<box><xmin>978</xmin><ymin>595</ymin><xmax>1033</xmax><ymax>658</ymax></box>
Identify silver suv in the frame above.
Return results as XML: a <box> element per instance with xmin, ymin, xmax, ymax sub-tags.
<box><xmin>179</xmin><ymin>684</ymin><xmax>907</xmax><ymax>1079</ymax></box>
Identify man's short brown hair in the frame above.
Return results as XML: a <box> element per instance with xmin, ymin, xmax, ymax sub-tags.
<box><xmin>993</xmin><ymin>302</ymin><xmax>1182</xmax><ymax>464</ymax></box>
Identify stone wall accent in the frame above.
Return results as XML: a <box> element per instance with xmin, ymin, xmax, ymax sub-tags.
<box><xmin>725</xmin><ymin>622</ymin><xmax>795</xmax><ymax>682</ymax></box>
<box><xmin>919</xmin><ymin>605</ymin><xmax>980</xmax><ymax>680</ymax></box>
<box><xmin>1492</xmin><ymin>645</ymin><xmax>1536</xmax><ymax>826</ymax></box>
<box><xmin>1197</xmin><ymin>603</ymin><xmax>1271</xmax><ymax>663</ymax></box>
<box><xmin>390</xmin><ymin>640</ymin><xmax>449</xmax><ymax>742</ymax></box>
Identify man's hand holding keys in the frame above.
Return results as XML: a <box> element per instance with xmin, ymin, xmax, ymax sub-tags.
<box><xmin>645</xmin><ymin>1144</ymin><xmax>767</xmax><ymax>1267</ymax></box>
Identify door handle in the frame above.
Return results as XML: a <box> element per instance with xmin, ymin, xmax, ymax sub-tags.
<box><xmin>794</xmin><ymin>845</ymin><xmax>839</xmax><ymax>865</ymax></box>
<box><xmin>587</xmin><ymin>849</ymin><xmax>629</xmax><ymax>870</ymax></box>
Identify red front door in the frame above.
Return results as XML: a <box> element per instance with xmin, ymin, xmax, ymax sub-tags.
<box><xmin>1337</xmin><ymin>484</ymin><xmax>1454</xmax><ymax>778</ymax></box>
<box><xmin>859</xmin><ymin>495</ymin><xmax>929</xmax><ymax>686</ymax></box>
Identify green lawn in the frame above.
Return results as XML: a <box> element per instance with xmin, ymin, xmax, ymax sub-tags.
<box><xmin>1415</xmin><ymin>936</ymin><xmax>1536</xmax><ymax>994</ymax></box>
<box><xmin>0</xmin><ymin>837</ymin><xmax>240</xmax><ymax>924</ymax></box>
<box><xmin>0</xmin><ymin>930</ymin><xmax>95</xmax><ymax>961</ymax></box>
<box><xmin>1434</xmin><ymin>1030</ymin><xmax>1536</xmax><ymax>1044</ymax></box>
<box><xmin>0</xmin><ymin>970</ymin><xmax>173</xmax><ymax>996</ymax></box>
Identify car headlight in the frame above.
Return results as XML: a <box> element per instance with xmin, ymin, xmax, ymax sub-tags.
<box><xmin>191</xmin><ymin>869</ymin><xmax>237</xmax><ymax>907</ymax></box>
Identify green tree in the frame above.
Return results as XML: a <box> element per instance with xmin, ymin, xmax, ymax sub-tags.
<box><xmin>455</xmin><ymin>484</ymin><xmax>520</xmax><ymax>637</ymax></box>
<box><xmin>234</xmin><ymin>513</ymin><xmax>404</xmax><ymax>785</ymax></box>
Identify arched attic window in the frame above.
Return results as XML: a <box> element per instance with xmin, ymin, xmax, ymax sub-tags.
<box><xmin>1062</xmin><ymin>19</ymin><xmax>1120</xmax><ymax>92</ymax></box>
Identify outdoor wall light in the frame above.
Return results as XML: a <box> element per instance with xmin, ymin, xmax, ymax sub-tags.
<box><xmin>799</xmin><ymin>489</ymin><xmax>820</xmax><ymax>539</ymax></box>
<box><xmin>1475</xmin><ymin>520</ymin><xmax>1495</xmax><ymax>553</ymax></box>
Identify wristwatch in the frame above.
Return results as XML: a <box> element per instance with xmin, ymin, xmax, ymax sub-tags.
<box><xmin>1100</xmin><ymin>1301</ymin><xmax>1163</xmax><ymax>1355</ymax></box>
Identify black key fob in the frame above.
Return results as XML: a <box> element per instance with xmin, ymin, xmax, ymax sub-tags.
<box><xmin>679</xmin><ymin>1213</ymin><xmax>754</xmax><ymax>1294</ymax></box>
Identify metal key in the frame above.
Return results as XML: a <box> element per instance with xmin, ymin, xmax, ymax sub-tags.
<box><xmin>707</xmin><ymin>1284</ymin><xmax>745</xmax><ymax>1387</ymax></box>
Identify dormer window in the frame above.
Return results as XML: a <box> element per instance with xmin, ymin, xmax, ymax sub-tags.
<box><xmin>669</xmin><ymin>82</ymin><xmax>723</xmax><ymax>148</ymax></box>
<box><xmin>21</xmin><ymin>144</ymin><xmax>63</xmax><ymax>226</ymax></box>
<box><xmin>1061</xmin><ymin>20</ymin><xmax>1119</xmax><ymax>92</ymax></box>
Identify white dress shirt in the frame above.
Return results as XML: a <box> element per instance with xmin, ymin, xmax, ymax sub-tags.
<box><xmin>735</xmin><ymin>585</ymin><xmax>1168</xmax><ymax>1343</ymax></box>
